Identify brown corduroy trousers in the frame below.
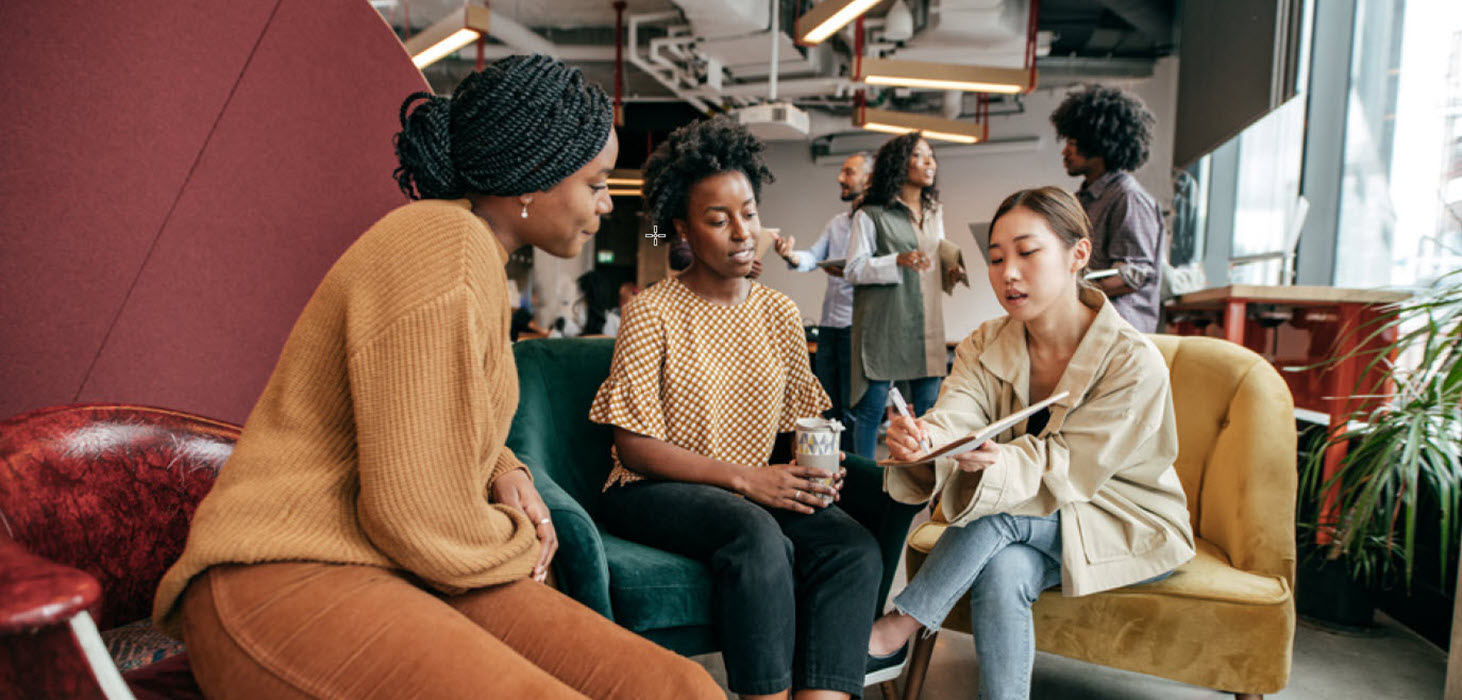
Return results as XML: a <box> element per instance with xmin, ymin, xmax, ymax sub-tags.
<box><xmin>179</xmin><ymin>562</ymin><xmax>723</xmax><ymax>699</ymax></box>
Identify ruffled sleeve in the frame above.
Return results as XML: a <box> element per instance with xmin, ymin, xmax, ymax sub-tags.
<box><xmin>588</xmin><ymin>294</ymin><xmax>669</xmax><ymax>441</ymax></box>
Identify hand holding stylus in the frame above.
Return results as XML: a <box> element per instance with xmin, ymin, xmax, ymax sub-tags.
<box><xmin>887</xmin><ymin>387</ymin><xmax>934</xmax><ymax>458</ymax></box>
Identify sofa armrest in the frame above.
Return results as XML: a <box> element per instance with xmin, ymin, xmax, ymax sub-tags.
<box><xmin>535</xmin><ymin>474</ymin><xmax>615</xmax><ymax>620</ymax></box>
<box><xmin>0</xmin><ymin>537</ymin><xmax>101</xmax><ymax>634</ymax></box>
<box><xmin>837</xmin><ymin>454</ymin><xmax>922</xmax><ymax>610</ymax></box>
<box><xmin>0</xmin><ymin>538</ymin><xmax>121</xmax><ymax>700</ymax></box>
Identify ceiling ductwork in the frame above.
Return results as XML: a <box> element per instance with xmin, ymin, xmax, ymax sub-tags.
<box><xmin>375</xmin><ymin>0</ymin><xmax>1175</xmax><ymax>139</ymax></box>
<box><xmin>894</xmin><ymin>0</ymin><xmax>1047</xmax><ymax>67</ymax></box>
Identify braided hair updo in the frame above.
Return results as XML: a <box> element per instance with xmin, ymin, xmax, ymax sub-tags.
<box><xmin>642</xmin><ymin>115</ymin><xmax>774</xmax><ymax>238</ymax></box>
<box><xmin>1049</xmin><ymin>84</ymin><xmax>1155</xmax><ymax>172</ymax></box>
<box><xmin>393</xmin><ymin>54</ymin><xmax>613</xmax><ymax>200</ymax></box>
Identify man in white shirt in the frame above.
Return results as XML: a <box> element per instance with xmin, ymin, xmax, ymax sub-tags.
<box><xmin>772</xmin><ymin>152</ymin><xmax>871</xmax><ymax>437</ymax></box>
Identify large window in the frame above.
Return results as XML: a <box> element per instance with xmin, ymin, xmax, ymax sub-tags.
<box><xmin>1229</xmin><ymin>97</ymin><xmax>1309</xmax><ymax>285</ymax></box>
<box><xmin>1334</xmin><ymin>0</ymin><xmax>1462</xmax><ymax>288</ymax></box>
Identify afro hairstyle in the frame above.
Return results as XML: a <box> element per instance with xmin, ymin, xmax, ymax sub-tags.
<box><xmin>642</xmin><ymin>115</ymin><xmax>775</xmax><ymax>238</ymax></box>
<box><xmin>1049</xmin><ymin>84</ymin><xmax>1155</xmax><ymax>173</ymax></box>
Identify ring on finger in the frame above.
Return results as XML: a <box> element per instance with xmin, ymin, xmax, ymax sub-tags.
<box><xmin>793</xmin><ymin>489</ymin><xmax>801</xmax><ymax>500</ymax></box>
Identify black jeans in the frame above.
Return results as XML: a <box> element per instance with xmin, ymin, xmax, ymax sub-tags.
<box><xmin>600</xmin><ymin>480</ymin><xmax>882</xmax><ymax>697</ymax></box>
<box><xmin>814</xmin><ymin>325</ymin><xmax>853</xmax><ymax>434</ymax></box>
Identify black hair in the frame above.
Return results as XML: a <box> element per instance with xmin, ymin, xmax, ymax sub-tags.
<box><xmin>642</xmin><ymin>115</ymin><xmax>775</xmax><ymax>239</ymax></box>
<box><xmin>575</xmin><ymin>269</ymin><xmax>618</xmax><ymax>336</ymax></box>
<box><xmin>859</xmin><ymin>131</ymin><xmax>939</xmax><ymax>213</ymax></box>
<box><xmin>1049</xmin><ymin>84</ymin><xmax>1155</xmax><ymax>172</ymax></box>
<box><xmin>667</xmin><ymin>237</ymin><xmax>693</xmax><ymax>271</ymax></box>
<box><xmin>393</xmin><ymin>54</ymin><xmax>613</xmax><ymax>200</ymax></box>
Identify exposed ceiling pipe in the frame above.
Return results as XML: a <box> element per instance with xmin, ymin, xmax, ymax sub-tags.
<box><xmin>648</xmin><ymin>34</ymin><xmax>701</xmax><ymax>89</ymax></box>
<box><xmin>629</xmin><ymin>11</ymin><xmax>712</xmax><ymax>113</ymax></box>
<box><xmin>687</xmin><ymin>76</ymin><xmax>852</xmax><ymax>100</ymax></box>
<box><xmin>768</xmin><ymin>0</ymin><xmax>779</xmax><ymax>101</ymax></box>
<box><xmin>613</xmin><ymin>1</ymin><xmax>626</xmax><ymax>125</ymax></box>
<box><xmin>941</xmin><ymin>89</ymin><xmax>962</xmax><ymax>119</ymax></box>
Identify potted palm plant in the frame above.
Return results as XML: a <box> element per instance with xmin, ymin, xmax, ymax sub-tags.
<box><xmin>1299</xmin><ymin>271</ymin><xmax>1462</xmax><ymax>628</ymax></box>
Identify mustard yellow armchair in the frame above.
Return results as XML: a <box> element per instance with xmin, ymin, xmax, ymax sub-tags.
<box><xmin>898</xmin><ymin>334</ymin><xmax>1297</xmax><ymax>700</ymax></box>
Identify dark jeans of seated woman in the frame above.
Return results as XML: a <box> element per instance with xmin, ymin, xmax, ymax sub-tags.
<box><xmin>600</xmin><ymin>480</ymin><xmax>883</xmax><ymax>697</ymax></box>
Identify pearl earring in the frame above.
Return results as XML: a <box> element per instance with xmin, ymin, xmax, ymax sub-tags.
<box><xmin>520</xmin><ymin>202</ymin><xmax>529</xmax><ymax>218</ymax></box>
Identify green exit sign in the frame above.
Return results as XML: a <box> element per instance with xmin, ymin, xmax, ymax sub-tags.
<box><xmin>596</xmin><ymin>251</ymin><xmax>615</xmax><ymax>263</ymax></box>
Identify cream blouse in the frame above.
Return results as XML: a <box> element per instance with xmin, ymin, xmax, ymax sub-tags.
<box><xmin>589</xmin><ymin>275</ymin><xmax>830</xmax><ymax>489</ymax></box>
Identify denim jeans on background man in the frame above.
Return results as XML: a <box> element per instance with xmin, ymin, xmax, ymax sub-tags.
<box><xmin>893</xmin><ymin>512</ymin><xmax>1063</xmax><ymax>700</ymax></box>
<box><xmin>599</xmin><ymin>480</ymin><xmax>883</xmax><ymax>697</ymax></box>
<box><xmin>850</xmin><ymin>376</ymin><xmax>941</xmax><ymax>459</ymax></box>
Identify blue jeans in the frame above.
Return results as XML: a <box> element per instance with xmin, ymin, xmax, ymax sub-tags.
<box><xmin>599</xmin><ymin>481</ymin><xmax>883</xmax><ymax>697</ymax></box>
<box><xmin>893</xmin><ymin>513</ymin><xmax>1063</xmax><ymax>700</ymax></box>
<box><xmin>850</xmin><ymin>376</ymin><xmax>941</xmax><ymax>459</ymax></box>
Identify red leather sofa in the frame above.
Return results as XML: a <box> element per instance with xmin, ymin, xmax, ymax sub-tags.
<box><xmin>0</xmin><ymin>404</ymin><xmax>239</xmax><ymax>698</ymax></box>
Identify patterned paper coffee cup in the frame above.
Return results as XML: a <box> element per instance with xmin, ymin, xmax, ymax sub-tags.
<box><xmin>795</xmin><ymin>417</ymin><xmax>844</xmax><ymax>504</ymax></box>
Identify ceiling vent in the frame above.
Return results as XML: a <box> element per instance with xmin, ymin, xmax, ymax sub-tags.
<box><xmin>733</xmin><ymin>102</ymin><xmax>811</xmax><ymax>141</ymax></box>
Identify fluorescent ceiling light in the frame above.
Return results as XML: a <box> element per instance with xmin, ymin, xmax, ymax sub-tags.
<box><xmin>856</xmin><ymin>107</ymin><xmax>983</xmax><ymax>144</ymax></box>
<box><xmin>405</xmin><ymin>5</ymin><xmax>491</xmax><ymax>69</ymax></box>
<box><xmin>859</xmin><ymin>57</ymin><xmax>1030</xmax><ymax>94</ymax></box>
<box><xmin>796</xmin><ymin>0</ymin><xmax>881</xmax><ymax>45</ymax></box>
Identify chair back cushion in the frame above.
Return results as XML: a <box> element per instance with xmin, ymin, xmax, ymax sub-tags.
<box><xmin>1148</xmin><ymin>335</ymin><xmax>1296</xmax><ymax>581</ymax></box>
<box><xmin>507</xmin><ymin>338</ymin><xmax>618</xmax><ymax>515</ymax></box>
<box><xmin>0</xmin><ymin>404</ymin><xmax>237</xmax><ymax>628</ymax></box>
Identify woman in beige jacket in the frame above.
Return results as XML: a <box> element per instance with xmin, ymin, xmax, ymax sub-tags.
<box><xmin>867</xmin><ymin>187</ymin><xmax>1194</xmax><ymax>700</ymax></box>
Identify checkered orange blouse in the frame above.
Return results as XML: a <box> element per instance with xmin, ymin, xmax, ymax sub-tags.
<box><xmin>589</xmin><ymin>275</ymin><xmax>830</xmax><ymax>489</ymax></box>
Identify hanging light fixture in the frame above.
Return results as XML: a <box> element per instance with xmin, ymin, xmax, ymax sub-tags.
<box><xmin>795</xmin><ymin>0</ymin><xmax>882</xmax><ymax>45</ymax></box>
<box><xmin>856</xmin><ymin>106</ymin><xmax>984</xmax><ymax>144</ymax></box>
<box><xmin>404</xmin><ymin>4</ymin><xmax>491</xmax><ymax>68</ymax></box>
<box><xmin>851</xmin><ymin>0</ymin><xmax>1040</xmax><ymax>94</ymax></box>
<box><xmin>858</xmin><ymin>57</ymin><xmax>1029</xmax><ymax>94</ymax></box>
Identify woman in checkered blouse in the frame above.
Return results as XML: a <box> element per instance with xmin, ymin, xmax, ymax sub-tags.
<box><xmin>589</xmin><ymin>116</ymin><xmax>885</xmax><ymax>700</ymax></box>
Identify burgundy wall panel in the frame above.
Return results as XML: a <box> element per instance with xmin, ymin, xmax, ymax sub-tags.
<box><xmin>2</xmin><ymin>0</ymin><xmax>429</xmax><ymax>424</ymax></box>
<box><xmin>0</xmin><ymin>2</ymin><xmax>276</xmax><ymax>420</ymax></box>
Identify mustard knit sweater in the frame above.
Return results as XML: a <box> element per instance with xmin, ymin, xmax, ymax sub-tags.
<box><xmin>153</xmin><ymin>199</ymin><xmax>538</xmax><ymax>636</ymax></box>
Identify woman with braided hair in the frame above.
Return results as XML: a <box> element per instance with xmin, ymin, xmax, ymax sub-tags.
<box><xmin>151</xmin><ymin>54</ymin><xmax>721</xmax><ymax>699</ymax></box>
<box><xmin>589</xmin><ymin>115</ymin><xmax>884</xmax><ymax>700</ymax></box>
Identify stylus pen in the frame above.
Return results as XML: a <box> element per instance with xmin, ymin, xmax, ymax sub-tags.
<box><xmin>888</xmin><ymin>387</ymin><xmax>933</xmax><ymax>455</ymax></box>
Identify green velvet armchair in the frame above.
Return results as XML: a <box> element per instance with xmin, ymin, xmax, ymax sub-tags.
<box><xmin>506</xmin><ymin>337</ymin><xmax>922</xmax><ymax>658</ymax></box>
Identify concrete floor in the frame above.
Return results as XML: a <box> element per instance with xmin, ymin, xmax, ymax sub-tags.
<box><xmin>691</xmin><ymin>612</ymin><xmax>1447</xmax><ymax>699</ymax></box>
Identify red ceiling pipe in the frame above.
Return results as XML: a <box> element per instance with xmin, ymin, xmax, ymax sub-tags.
<box><xmin>979</xmin><ymin>93</ymin><xmax>990</xmax><ymax>141</ymax></box>
<box><xmin>613</xmin><ymin>1</ymin><xmax>627</xmax><ymax>126</ymax></box>
<box><xmin>1024</xmin><ymin>0</ymin><xmax>1040</xmax><ymax>93</ymax></box>
<box><xmin>853</xmin><ymin>15</ymin><xmax>866</xmax><ymax>124</ymax></box>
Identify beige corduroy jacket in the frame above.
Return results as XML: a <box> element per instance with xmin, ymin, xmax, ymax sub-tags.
<box><xmin>885</xmin><ymin>287</ymin><xmax>1195</xmax><ymax>596</ymax></box>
